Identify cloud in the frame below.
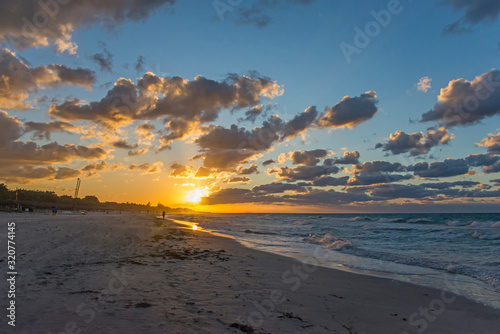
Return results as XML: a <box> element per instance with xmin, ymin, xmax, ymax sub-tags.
<box><xmin>420</xmin><ymin>181</ymin><xmax>479</xmax><ymax>189</ymax></box>
<box><xmin>270</xmin><ymin>164</ymin><xmax>340</xmax><ymax>181</ymax></box>
<box><xmin>0</xmin><ymin>165</ymin><xmax>77</xmax><ymax>183</ymax></box>
<box><xmin>375</xmin><ymin>127</ymin><xmax>454</xmax><ymax>156</ymax></box>
<box><xmin>476</xmin><ymin>132</ymin><xmax>500</xmax><ymax>154</ymax></box>
<box><xmin>333</xmin><ymin>151</ymin><xmax>360</xmax><ymax>164</ymax></box>
<box><xmin>91</xmin><ymin>43</ymin><xmax>113</xmax><ymax>73</ymax></box>
<box><xmin>318</xmin><ymin>91</ymin><xmax>378</xmax><ymax>129</ymax></box>
<box><xmin>483</xmin><ymin>161</ymin><xmax>500</xmax><ymax>174</ymax></box>
<box><xmin>239</xmin><ymin>104</ymin><xmax>272</xmax><ymax>123</ymax></box>
<box><xmin>0</xmin><ymin>110</ymin><xmax>107</xmax><ymax>172</ymax></box>
<box><xmin>128</xmin><ymin>148</ymin><xmax>148</xmax><ymax>156</ymax></box>
<box><xmin>262</xmin><ymin>159</ymin><xmax>275</xmax><ymax>166</ymax></box>
<box><xmin>82</xmin><ymin>161</ymin><xmax>107</xmax><ymax>172</ymax></box>
<box><xmin>346</xmin><ymin>173</ymin><xmax>412</xmax><ymax>186</ymax></box>
<box><xmin>253</xmin><ymin>182</ymin><xmax>308</xmax><ymax>194</ymax></box>
<box><xmin>195</xmin><ymin>115</ymin><xmax>283</xmax><ymax>169</ymax></box>
<box><xmin>225</xmin><ymin>176</ymin><xmax>251</xmax><ymax>184</ymax></box>
<box><xmin>169</xmin><ymin>163</ymin><xmax>194</xmax><ymax>178</ymax></box>
<box><xmin>225</xmin><ymin>0</ymin><xmax>317</xmax><ymax>28</ymax></box>
<box><xmin>24</xmin><ymin>121</ymin><xmax>77</xmax><ymax>140</ymax></box>
<box><xmin>129</xmin><ymin>162</ymin><xmax>162</xmax><ymax>174</ymax></box>
<box><xmin>195</xmin><ymin>167</ymin><xmax>214</xmax><ymax>178</ymax></box>
<box><xmin>409</xmin><ymin>158</ymin><xmax>469</xmax><ymax>178</ymax></box>
<box><xmin>417</xmin><ymin>76</ymin><xmax>432</xmax><ymax>93</ymax></box>
<box><xmin>135</xmin><ymin>56</ymin><xmax>146</xmax><ymax>74</ymax></box>
<box><xmin>312</xmin><ymin>176</ymin><xmax>350</xmax><ymax>187</ymax></box>
<box><xmin>50</xmin><ymin>72</ymin><xmax>282</xmax><ymax>142</ymax></box>
<box><xmin>0</xmin><ymin>0</ymin><xmax>176</xmax><ymax>53</ymax></box>
<box><xmin>281</xmin><ymin>106</ymin><xmax>319</xmax><ymax>140</ymax></box>
<box><xmin>111</xmin><ymin>140</ymin><xmax>138</xmax><ymax>150</ymax></box>
<box><xmin>443</xmin><ymin>0</ymin><xmax>500</xmax><ymax>34</ymax></box>
<box><xmin>0</xmin><ymin>48</ymin><xmax>95</xmax><ymax>110</ymax></box>
<box><xmin>289</xmin><ymin>149</ymin><xmax>328</xmax><ymax>166</ymax></box>
<box><xmin>464</xmin><ymin>153</ymin><xmax>499</xmax><ymax>167</ymax></box>
<box><xmin>237</xmin><ymin>163</ymin><xmax>259</xmax><ymax>175</ymax></box>
<box><xmin>354</xmin><ymin>161</ymin><xmax>406</xmax><ymax>174</ymax></box>
<box><xmin>136</xmin><ymin>123</ymin><xmax>156</xmax><ymax>140</ymax></box>
<box><xmin>420</xmin><ymin>70</ymin><xmax>500</xmax><ymax>126</ymax></box>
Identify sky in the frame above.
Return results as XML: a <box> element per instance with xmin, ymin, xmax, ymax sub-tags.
<box><xmin>1</xmin><ymin>0</ymin><xmax>500</xmax><ymax>213</ymax></box>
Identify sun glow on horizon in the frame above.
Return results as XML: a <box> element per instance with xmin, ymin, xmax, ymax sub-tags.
<box><xmin>184</xmin><ymin>187</ymin><xmax>210</xmax><ymax>204</ymax></box>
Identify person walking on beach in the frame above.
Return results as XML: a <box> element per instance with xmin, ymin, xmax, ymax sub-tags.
<box><xmin>52</xmin><ymin>206</ymin><xmax>57</xmax><ymax>215</ymax></box>
<box><xmin>162</xmin><ymin>211</ymin><xmax>166</xmax><ymax>219</ymax></box>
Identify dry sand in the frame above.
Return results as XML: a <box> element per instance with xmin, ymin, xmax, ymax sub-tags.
<box><xmin>1</xmin><ymin>212</ymin><xmax>499</xmax><ymax>334</ymax></box>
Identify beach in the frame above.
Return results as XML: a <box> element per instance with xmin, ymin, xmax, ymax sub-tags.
<box><xmin>1</xmin><ymin>212</ymin><xmax>499</xmax><ymax>334</ymax></box>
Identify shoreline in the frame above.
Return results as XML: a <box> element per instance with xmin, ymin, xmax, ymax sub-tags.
<box><xmin>3</xmin><ymin>212</ymin><xmax>500</xmax><ymax>333</ymax></box>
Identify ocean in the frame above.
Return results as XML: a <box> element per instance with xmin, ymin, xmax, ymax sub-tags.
<box><xmin>169</xmin><ymin>213</ymin><xmax>500</xmax><ymax>309</ymax></box>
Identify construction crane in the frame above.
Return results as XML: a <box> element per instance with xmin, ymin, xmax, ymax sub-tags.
<box><xmin>73</xmin><ymin>178</ymin><xmax>81</xmax><ymax>211</ymax></box>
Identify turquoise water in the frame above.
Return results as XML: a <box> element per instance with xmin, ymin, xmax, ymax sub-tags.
<box><xmin>170</xmin><ymin>213</ymin><xmax>500</xmax><ymax>309</ymax></box>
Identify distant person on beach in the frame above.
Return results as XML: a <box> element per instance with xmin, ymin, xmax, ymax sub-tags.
<box><xmin>52</xmin><ymin>206</ymin><xmax>57</xmax><ymax>215</ymax></box>
<box><xmin>162</xmin><ymin>211</ymin><xmax>166</xmax><ymax>219</ymax></box>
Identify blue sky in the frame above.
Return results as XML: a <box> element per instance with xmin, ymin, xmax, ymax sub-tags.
<box><xmin>1</xmin><ymin>0</ymin><xmax>500</xmax><ymax>212</ymax></box>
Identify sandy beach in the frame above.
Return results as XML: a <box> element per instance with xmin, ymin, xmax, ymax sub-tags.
<box><xmin>1</xmin><ymin>212</ymin><xmax>499</xmax><ymax>334</ymax></box>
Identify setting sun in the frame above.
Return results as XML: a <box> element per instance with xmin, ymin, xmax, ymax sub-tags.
<box><xmin>184</xmin><ymin>187</ymin><xmax>210</xmax><ymax>204</ymax></box>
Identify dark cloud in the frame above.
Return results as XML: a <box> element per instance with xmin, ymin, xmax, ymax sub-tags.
<box><xmin>376</xmin><ymin>128</ymin><xmax>454</xmax><ymax>156</ymax></box>
<box><xmin>224</xmin><ymin>0</ymin><xmax>317</xmax><ymax>28</ymax></box>
<box><xmin>253</xmin><ymin>182</ymin><xmax>308</xmax><ymax>194</ymax></box>
<box><xmin>82</xmin><ymin>161</ymin><xmax>107</xmax><ymax>172</ymax></box>
<box><xmin>0</xmin><ymin>165</ymin><xmax>79</xmax><ymax>183</ymax></box>
<box><xmin>420</xmin><ymin>70</ymin><xmax>500</xmax><ymax>126</ymax></box>
<box><xmin>289</xmin><ymin>149</ymin><xmax>328</xmax><ymax>166</ymax></box>
<box><xmin>0</xmin><ymin>0</ymin><xmax>176</xmax><ymax>53</ymax></box>
<box><xmin>483</xmin><ymin>161</ymin><xmax>500</xmax><ymax>174</ymax></box>
<box><xmin>55</xmin><ymin>167</ymin><xmax>81</xmax><ymax>180</ymax></box>
<box><xmin>491</xmin><ymin>178</ymin><xmax>500</xmax><ymax>186</ymax></box>
<box><xmin>225</xmin><ymin>176</ymin><xmax>251</xmax><ymax>184</ymax></box>
<box><xmin>135</xmin><ymin>56</ymin><xmax>146</xmax><ymax>74</ymax></box>
<box><xmin>91</xmin><ymin>44</ymin><xmax>113</xmax><ymax>73</ymax></box>
<box><xmin>0</xmin><ymin>48</ymin><xmax>95</xmax><ymax>110</ymax></box>
<box><xmin>318</xmin><ymin>91</ymin><xmax>378</xmax><ymax>129</ymax></box>
<box><xmin>409</xmin><ymin>158</ymin><xmax>469</xmax><ymax>178</ymax></box>
<box><xmin>24</xmin><ymin>121</ymin><xmax>77</xmax><ymax>140</ymax></box>
<box><xmin>262</xmin><ymin>159</ymin><xmax>275</xmax><ymax>166</ymax></box>
<box><xmin>476</xmin><ymin>132</ymin><xmax>500</xmax><ymax>154</ymax></box>
<box><xmin>237</xmin><ymin>163</ymin><xmax>259</xmax><ymax>175</ymax></box>
<box><xmin>195</xmin><ymin>115</ymin><xmax>283</xmax><ymax>168</ymax></box>
<box><xmin>464</xmin><ymin>153</ymin><xmax>499</xmax><ymax>167</ymax></box>
<box><xmin>368</xmin><ymin>184</ymin><xmax>433</xmax><ymax>199</ymax></box>
<box><xmin>346</xmin><ymin>173</ymin><xmax>412</xmax><ymax>186</ymax></box>
<box><xmin>128</xmin><ymin>148</ymin><xmax>148</xmax><ymax>156</ymax></box>
<box><xmin>111</xmin><ymin>140</ymin><xmax>138</xmax><ymax>150</ymax></box>
<box><xmin>443</xmin><ymin>0</ymin><xmax>500</xmax><ymax>34</ymax></box>
<box><xmin>270</xmin><ymin>164</ymin><xmax>340</xmax><ymax>181</ymax></box>
<box><xmin>239</xmin><ymin>104</ymin><xmax>272</xmax><ymax>123</ymax></box>
<box><xmin>312</xmin><ymin>176</ymin><xmax>350</xmax><ymax>187</ymax></box>
<box><xmin>354</xmin><ymin>161</ymin><xmax>406</xmax><ymax>174</ymax></box>
<box><xmin>281</xmin><ymin>106</ymin><xmax>319</xmax><ymax>140</ymax></box>
<box><xmin>333</xmin><ymin>151</ymin><xmax>360</xmax><ymax>164</ymax></box>
<box><xmin>420</xmin><ymin>181</ymin><xmax>479</xmax><ymax>189</ymax></box>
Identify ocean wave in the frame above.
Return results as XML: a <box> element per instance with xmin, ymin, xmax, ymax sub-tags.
<box><xmin>293</xmin><ymin>220</ymin><xmax>310</xmax><ymax>226</ymax></box>
<box><xmin>244</xmin><ymin>229</ymin><xmax>278</xmax><ymax>236</ymax></box>
<box><xmin>469</xmin><ymin>221</ymin><xmax>500</xmax><ymax>229</ymax></box>
<box><xmin>349</xmin><ymin>216</ymin><xmax>375</xmax><ymax>222</ymax></box>
<box><xmin>471</xmin><ymin>231</ymin><xmax>500</xmax><ymax>240</ymax></box>
<box><xmin>306</xmin><ymin>233</ymin><xmax>353</xmax><ymax>251</ymax></box>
